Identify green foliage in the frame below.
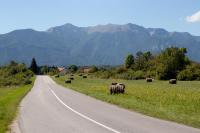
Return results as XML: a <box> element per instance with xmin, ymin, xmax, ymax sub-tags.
<box><xmin>156</xmin><ymin>47</ymin><xmax>190</xmax><ymax>80</ymax></box>
<box><xmin>68</xmin><ymin>65</ymin><xmax>78</xmax><ymax>73</ymax></box>
<box><xmin>40</xmin><ymin>65</ymin><xmax>49</xmax><ymax>74</ymax></box>
<box><xmin>29</xmin><ymin>58</ymin><xmax>38</xmax><ymax>74</ymax></box>
<box><xmin>134</xmin><ymin>70</ymin><xmax>145</xmax><ymax>79</ymax></box>
<box><xmin>133</xmin><ymin>51</ymin><xmax>154</xmax><ymax>71</ymax></box>
<box><xmin>143</xmin><ymin>51</ymin><xmax>153</xmax><ymax>61</ymax></box>
<box><xmin>177</xmin><ymin>63</ymin><xmax>200</xmax><ymax>81</ymax></box>
<box><xmin>94</xmin><ymin>68</ymin><xmax>147</xmax><ymax>80</ymax></box>
<box><xmin>125</xmin><ymin>54</ymin><xmax>134</xmax><ymax>68</ymax></box>
<box><xmin>39</xmin><ymin>66</ymin><xmax>58</xmax><ymax>76</ymax></box>
<box><xmin>94</xmin><ymin>69</ymin><xmax>113</xmax><ymax>79</ymax></box>
<box><xmin>0</xmin><ymin>78</ymin><xmax>35</xmax><ymax>133</ymax></box>
<box><xmin>134</xmin><ymin>51</ymin><xmax>146</xmax><ymax>70</ymax></box>
<box><xmin>93</xmin><ymin>47</ymin><xmax>200</xmax><ymax>81</ymax></box>
<box><xmin>116</xmin><ymin>67</ymin><xmax>127</xmax><ymax>74</ymax></box>
<box><xmin>0</xmin><ymin>61</ymin><xmax>33</xmax><ymax>87</ymax></box>
<box><xmin>114</xmin><ymin>70</ymin><xmax>135</xmax><ymax>80</ymax></box>
<box><xmin>145</xmin><ymin>70</ymin><xmax>156</xmax><ymax>78</ymax></box>
<box><xmin>89</xmin><ymin>65</ymin><xmax>98</xmax><ymax>73</ymax></box>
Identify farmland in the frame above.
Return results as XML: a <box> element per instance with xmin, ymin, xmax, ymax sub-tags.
<box><xmin>53</xmin><ymin>75</ymin><xmax>200</xmax><ymax>128</ymax></box>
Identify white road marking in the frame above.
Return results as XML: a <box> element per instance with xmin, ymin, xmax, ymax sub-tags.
<box><xmin>48</xmin><ymin>86</ymin><xmax>121</xmax><ymax>133</ymax></box>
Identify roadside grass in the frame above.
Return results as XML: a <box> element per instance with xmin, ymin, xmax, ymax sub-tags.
<box><xmin>53</xmin><ymin>75</ymin><xmax>200</xmax><ymax>128</ymax></box>
<box><xmin>0</xmin><ymin>77</ymin><xmax>35</xmax><ymax>133</ymax></box>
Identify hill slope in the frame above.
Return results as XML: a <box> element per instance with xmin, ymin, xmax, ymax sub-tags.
<box><xmin>0</xmin><ymin>23</ymin><xmax>199</xmax><ymax>65</ymax></box>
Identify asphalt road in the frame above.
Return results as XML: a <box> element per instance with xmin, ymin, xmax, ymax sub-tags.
<box><xmin>14</xmin><ymin>76</ymin><xmax>200</xmax><ymax>133</ymax></box>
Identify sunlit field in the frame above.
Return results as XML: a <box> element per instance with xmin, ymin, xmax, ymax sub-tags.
<box><xmin>0</xmin><ymin>77</ymin><xmax>35</xmax><ymax>133</ymax></box>
<box><xmin>53</xmin><ymin>75</ymin><xmax>200</xmax><ymax>128</ymax></box>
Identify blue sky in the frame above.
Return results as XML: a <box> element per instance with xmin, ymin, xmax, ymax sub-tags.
<box><xmin>0</xmin><ymin>0</ymin><xmax>200</xmax><ymax>35</ymax></box>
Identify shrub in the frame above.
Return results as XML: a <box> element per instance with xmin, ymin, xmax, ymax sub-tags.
<box><xmin>134</xmin><ymin>70</ymin><xmax>145</xmax><ymax>80</ymax></box>
<box><xmin>89</xmin><ymin>66</ymin><xmax>98</xmax><ymax>73</ymax></box>
<box><xmin>114</xmin><ymin>73</ymin><xmax>132</xmax><ymax>80</ymax></box>
<box><xmin>145</xmin><ymin>70</ymin><xmax>156</xmax><ymax>78</ymax></box>
<box><xmin>24</xmin><ymin>79</ymin><xmax>32</xmax><ymax>85</ymax></box>
<box><xmin>68</xmin><ymin>65</ymin><xmax>78</xmax><ymax>73</ymax></box>
<box><xmin>177</xmin><ymin>69</ymin><xmax>193</xmax><ymax>81</ymax></box>
<box><xmin>116</xmin><ymin>67</ymin><xmax>127</xmax><ymax>74</ymax></box>
<box><xmin>177</xmin><ymin>64</ymin><xmax>200</xmax><ymax>81</ymax></box>
<box><xmin>94</xmin><ymin>70</ymin><xmax>113</xmax><ymax>79</ymax></box>
<box><xmin>0</xmin><ymin>62</ymin><xmax>33</xmax><ymax>87</ymax></box>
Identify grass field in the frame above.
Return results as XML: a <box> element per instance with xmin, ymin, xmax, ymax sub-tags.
<box><xmin>0</xmin><ymin>77</ymin><xmax>35</xmax><ymax>133</ymax></box>
<box><xmin>53</xmin><ymin>75</ymin><xmax>200</xmax><ymax>128</ymax></box>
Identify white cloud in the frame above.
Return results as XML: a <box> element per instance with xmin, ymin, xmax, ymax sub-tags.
<box><xmin>186</xmin><ymin>10</ymin><xmax>200</xmax><ymax>23</ymax></box>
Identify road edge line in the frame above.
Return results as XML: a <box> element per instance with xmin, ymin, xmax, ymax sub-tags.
<box><xmin>49</xmin><ymin>87</ymin><xmax>121</xmax><ymax>133</ymax></box>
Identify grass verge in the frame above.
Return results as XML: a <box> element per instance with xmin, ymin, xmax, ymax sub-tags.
<box><xmin>53</xmin><ymin>75</ymin><xmax>200</xmax><ymax>128</ymax></box>
<box><xmin>0</xmin><ymin>77</ymin><xmax>35</xmax><ymax>133</ymax></box>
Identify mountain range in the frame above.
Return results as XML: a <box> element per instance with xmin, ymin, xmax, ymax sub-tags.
<box><xmin>0</xmin><ymin>23</ymin><xmax>200</xmax><ymax>66</ymax></box>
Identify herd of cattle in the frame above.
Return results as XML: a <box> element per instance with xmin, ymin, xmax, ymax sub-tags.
<box><xmin>55</xmin><ymin>74</ymin><xmax>177</xmax><ymax>95</ymax></box>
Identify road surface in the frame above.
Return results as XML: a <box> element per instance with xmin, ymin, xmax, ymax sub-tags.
<box><xmin>13</xmin><ymin>76</ymin><xmax>200</xmax><ymax>133</ymax></box>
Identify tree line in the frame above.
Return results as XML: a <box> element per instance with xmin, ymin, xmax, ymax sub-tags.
<box><xmin>124</xmin><ymin>47</ymin><xmax>200</xmax><ymax>80</ymax></box>
<box><xmin>26</xmin><ymin>47</ymin><xmax>200</xmax><ymax>81</ymax></box>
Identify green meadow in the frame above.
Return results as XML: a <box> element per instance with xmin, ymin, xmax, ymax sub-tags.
<box><xmin>0</xmin><ymin>77</ymin><xmax>35</xmax><ymax>133</ymax></box>
<box><xmin>53</xmin><ymin>75</ymin><xmax>200</xmax><ymax>128</ymax></box>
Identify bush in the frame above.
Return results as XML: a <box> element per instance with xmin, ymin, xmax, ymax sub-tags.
<box><xmin>116</xmin><ymin>67</ymin><xmax>127</xmax><ymax>74</ymax></box>
<box><xmin>89</xmin><ymin>66</ymin><xmax>98</xmax><ymax>73</ymax></box>
<box><xmin>113</xmin><ymin>70</ymin><xmax>135</xmax><ymax>80</ymax></box>
<box><xmin>177</xmin><ymin>64</ymin><xmax>200</xmax><ymax>81</ymax></box>
<box><xmin>177</xmin><ymin>69</ymin><xmax>193</xmax><ymax>81</ymax></box>
<box><xmin>0</xmin><ymin>62</ymin><xmax>33</xmax><ymax>87</ymax></box>
<box><xmin>24</xmin><ymin>79</ymin><xmax>32</xmax><ymax>85</ymax></box>
<box><xmin>68</xmin><ymin>65</ymin><xmax>78</xmax><ymax>73</ymax></box>
<box><xmin>156</xmin><ymin>47</ymin><xmax>189</xmax><ymax>80</ymax></box>
<box><xmin>94</xmin><ymin>70</ymin><xmax>113</xmax><ymax>79</ymax></box>
<box><xmin>134</xmin><ymin>70</ymin><xmax>145</xmax><ymax>80</ymax></box>
<box><xmin>114</xmin><ymin>73</ymin><xmax>132</xmax><ymax>80</ymax></box>
<box><xmin>145</xmin><ymin>70</ymin><xmax>156</xmax><ymax>78</ymax></box>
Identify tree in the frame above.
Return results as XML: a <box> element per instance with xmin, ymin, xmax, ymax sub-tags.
<box><xmin>40</xmin><ymin>65</ymin><xmax>49</xmax><ymax>75</ymax></box>
<box><xmin>135</xmin><ymin>51</ymin><xmax>146</xmax><ymax>70</ymax></box>
<box><xmin>177</xmin><ymin>63</ymin><xmax>200</xmax><ymax>81</ymax></box>
<box><xmin>125</xmin><ymin>54</ymin><xmax>134</xmax><ymax>68</ymax></box>
<box><xmin>30</xmin><ymin>58</ymin><xmax>38</xmax><ymax>74</ymax></box>
<box><xmin>68</xmin><ymin>65</ymin><xmax>78</xmax><ymax>73</ymax></box>
<box><xmin>89</xmin><ymin>65</ymin><xmax>98</xmax><ymax>73</ymax></box>
<box><xmin>143</xmin><ymin>51</ymin><xmax>152</xmax><ymax>61</ymax></box>
<box><xmin>156</xmin><ymin>47</ymin><xmax>190</xmax><ymax>80</ymax></box>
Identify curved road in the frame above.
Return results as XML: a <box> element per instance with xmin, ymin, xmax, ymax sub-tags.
<box><xmin>13</xmin><ymin>76</ymin><xmax>200</xmax><ymax>133</ymax></box>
